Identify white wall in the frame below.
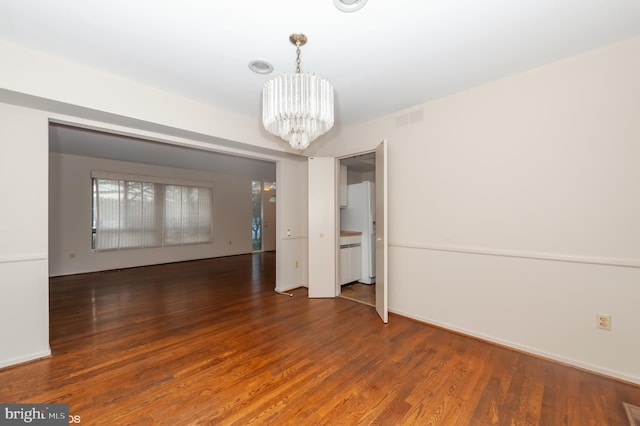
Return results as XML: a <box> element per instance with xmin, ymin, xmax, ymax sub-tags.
<box><xmin>49</xmin><ymin>153</ymin><xmax>258</xmax><ymax>276</ymax></box>
<box><xmin>313</xmin><ymin>37</ymin><xmax>640</xmax><ymax>384</ymax></box>
<box><xmin>0</xmin><ymin>103</ymin><xmax>51</xmax><ymax>367</ymax></box>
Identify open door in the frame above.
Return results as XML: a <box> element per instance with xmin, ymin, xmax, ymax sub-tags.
<box><xmin>308</xmin><ymin>157</ymin><xmax>337</xmax><ymax>298</ymax></box>
<box><xmin>375</xmin><ymin>140</ymin><xmax>388</xmax><ymax>323</ymax></box>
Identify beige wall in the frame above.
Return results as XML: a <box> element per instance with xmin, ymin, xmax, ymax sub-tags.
<box><xmin>314</xmin><ymin>37</ymin><xmax>640</xmax><ymax>383</ymax></box>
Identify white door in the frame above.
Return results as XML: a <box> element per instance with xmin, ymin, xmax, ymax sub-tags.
<box><xmin>308</xmin><ymin>157</ymin><xmax>337</xmax><ymax>298</ymax></box>
<box><xmin>375</xmin><ymin>140</ymin><xmax>389</xmax><ymax>323</ymax></box>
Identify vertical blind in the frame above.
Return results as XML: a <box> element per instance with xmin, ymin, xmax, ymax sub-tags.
<box><xmin>163</xmin><ymin>185</ymin><xmax>213</xmax><ymax>245</ymax></box>
<box><xmin>94</xmin><ymin>177</ymin><xmax>212</xmax><ymax>251</ymax></box>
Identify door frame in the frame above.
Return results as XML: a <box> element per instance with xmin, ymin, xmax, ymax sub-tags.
<box><xmin>335</xmin><ymin>148</ymin><xmax>377</xmax><ymax>298</ymax></box>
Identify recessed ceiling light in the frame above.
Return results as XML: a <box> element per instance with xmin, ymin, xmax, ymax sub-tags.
<box><xmin>333</xmin><ymin>0</ymin><xmax>368</xmax><ymax>13</ymax></box>
<box><xmin>248</xmin><ymin>60</ymin><xmax>273</xmax><ymax>74</ymax></box>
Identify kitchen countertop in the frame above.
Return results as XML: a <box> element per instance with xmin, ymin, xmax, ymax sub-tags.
<box><xmin>340</xmin><ymin>231</ymin><xmax>362</xmax><ymax>236</ymax></box>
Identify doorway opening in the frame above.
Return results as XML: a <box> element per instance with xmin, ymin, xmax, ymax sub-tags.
<box><xmin>47</xmin><ymin>121</ymin><xmax>283</xmax><ymax>360</ymax></box>
<box><xmin>49</xmin><ymin>122</ymin><xmax>277</xmax><ymax>276</ymax></box>
<box><xmin>338</xmin><ymin>152</ymin><xmax>376</xmax><ymax>307</ymax></box>
<box><xmin>252</xmin><ymin>180</ymin><xmax>277</xmax><ymax>252</ymax></box>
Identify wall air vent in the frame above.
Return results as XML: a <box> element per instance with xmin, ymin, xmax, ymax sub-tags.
<box><xmin>395</xmin><ymin>108</ymin><xmax>424</xmax><ymax>128</ymax></box>
<box><xmin>409</xmin><ymin>108</ymin><xmax>424</xmax><ymax>124</ymax></box>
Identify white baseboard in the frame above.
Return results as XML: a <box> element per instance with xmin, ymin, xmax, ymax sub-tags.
<box><xmin>275</xmin><ymin>283</ymin><xmax>307</xmax><ymax>293</ymax></box>
<box><xmin>0</xmin><ymin>349</ymin><xmax>51</xmax><ymax>370</ymax></box>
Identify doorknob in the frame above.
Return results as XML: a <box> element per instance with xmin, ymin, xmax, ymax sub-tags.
<box><xmin>377</xmin><ymin>238</ymin><xmax>382</xmax><ymax>242</ymax></box>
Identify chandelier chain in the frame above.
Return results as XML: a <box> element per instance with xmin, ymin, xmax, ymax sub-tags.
<box><xmin>295</xmin><ymin>44</ymin><xmax>302</xmax><ymax>74</ymax></box>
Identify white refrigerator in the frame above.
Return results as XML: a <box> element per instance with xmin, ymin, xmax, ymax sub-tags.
<box><xmin>340</xmin><ymin>181</ymin><xmax>376</xmax><ymax>284</ymax></box>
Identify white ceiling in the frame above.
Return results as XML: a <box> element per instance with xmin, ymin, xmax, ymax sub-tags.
<box><xmin>3</xmin><ymin>0</ymin><xmax>640</xmax><ymax>172</ymax></box>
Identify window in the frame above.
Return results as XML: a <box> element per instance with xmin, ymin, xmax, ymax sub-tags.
<box><xmin>251</xmin><ymin>180</ymin><xmax>262</xmax><ymax>251</ymax></box>
<box><xmin>251</xmin><ymin>180</ymin><xmax>276</xmax><ymax>251</ymax></box>
<box><xmin>92</xmin><ymin>174</ymin><xmax>212</xmax><ymax>251</ymax></box>
<box><xmin>163</xmin><ymin>184</ymin><xmax>212</xmax><ymax>246</ymax></box>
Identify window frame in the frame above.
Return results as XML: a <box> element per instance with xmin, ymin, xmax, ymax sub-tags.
<box><xmin>91</xmin><ymin>171</ymin><xmax>214</xmax><ymax>252</ymax></box>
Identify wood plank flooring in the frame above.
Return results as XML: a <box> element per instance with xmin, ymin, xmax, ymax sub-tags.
<box><xmin>1</xmin><ymin>252</ymin><xmax>639</xmax><ymax>425</ymax></box>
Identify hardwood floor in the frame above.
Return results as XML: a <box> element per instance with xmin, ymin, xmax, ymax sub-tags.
<box><xmin>1</xmin><ymin>252</ymin><xmax>639</xmax><ymax>425</ymax></box>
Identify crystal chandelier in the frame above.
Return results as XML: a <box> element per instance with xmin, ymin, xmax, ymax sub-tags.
<box><xmin>262</xmin><ymin>34</ymin><xmax>334</xmax><ymax>151</ymax></box>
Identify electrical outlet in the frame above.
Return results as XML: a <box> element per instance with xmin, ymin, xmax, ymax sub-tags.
<box><xmin>596</xmin><ymin>313</ymin><xmax>611</xmax><ymax>330</ymax></box>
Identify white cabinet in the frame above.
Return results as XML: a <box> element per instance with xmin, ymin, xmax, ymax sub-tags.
<box><xmin>339</xmin><ymin>246</ymin><xmax>350</xmax><ymax>284</ymax></box>
<box><xmin>339</xmin><ymin>234</ymin><xmax>362</xmax><ymax>284</ymax></box>
<box><xmin>340</xmin><ymin>245</ymin><xmax>361</xmax><ymax>284</ymax></box>
<box><xmin>348</xmin><ymin>245</ymin><xmax>361</xmax><ymax>283</ymax></box>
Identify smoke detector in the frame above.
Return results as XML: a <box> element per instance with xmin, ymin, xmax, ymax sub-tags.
<box><xmin>333</xmin><ymin>0</ymin><xmax>368</xmax><ymax>13</ymax></box>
